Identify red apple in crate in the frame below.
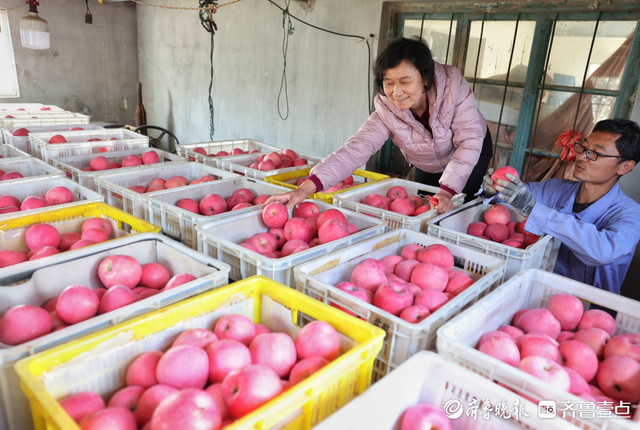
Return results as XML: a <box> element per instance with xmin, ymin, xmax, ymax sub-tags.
<box><xmin>518</xmin><ymin>308</ymin><xmax>561</xmax><ymax>339</ymax></box>
<box><xmin>28</xmin><ymin>246</ymin><xmax>59</xmax><ymax>261</ymax></box>
<box><xmin>416</xmin><ymin>244</ymin><xmax>454</xmax><ymax>271</ymax></box>
<box><xmin>25</xmin><ymin>223</ymin><xmax>61</xmax><ymax>250</ymax></box>
<box><xmin>380</xmin><ymin>255</ymin><xmax>403</xmax><ymax>276</ymax></box>
<box><xmin>140</xmin><ymin>263</ymin><xmax>171</xmax><ymax>289</ymax></box>
<box><xmin>98</xmin><ymin>286</ymin><xmax>139</xmax><ymax>314</ymax></box>
<box><xmin>318</xmin><ymin>218</ymin><xmax>349</xmax><ymax>244</ymax></box>
<box><xmin>414</xmin><ymin>205</ymin><xmax>431</xmax><ymax>216</ymax></box>
<box><xmin>316</xmin><ymin>209</ymin><xmax>347</xmax><ymax>230</ymax></box>
<box><xmin>479</xmin><ymin>335</ymin><xmax>520</xmax><ymax>367</ymax></box>
<box><xmin>128</xmin><ymin>185</ymin><xmax>146</xmax><ymax>193</ymax></box>
<box><xmin>250</xmin><ymin>332</ymin><xmax>297</xmax><ymax>378</ymax></box>
<box><xmin>0</xmin><ymin>206</ymin><xmax>19</xmax><ymax>214</ymax></box>
<box><xmin>414</xmin><ymin>289</ymin><xmax>449</xmax><ymax>313</ymax></box>
<box><xmin>498</xmin><ymin>325</ymin><xmax>525</xmax><ymax>340</ymax></box>
<box><xmin>176</xmin><ymin>198</ymin><xmax>199</xmax><ymax>214</ymax></box>
<box><xmin>21</xmin><ymin>196</ymin><xmax>49</xmax><ymax>211</ymax></box>
<box><xmin>0</xmin><ymin>195</ymin><xmax>21</xmax><ymax>208</ymax></box>
<box><xmin>519</xmin><ymin>334</ymin><xmax>560</xmax><ymax>362</ymax></box>
<box><xmin>399</xmin><ymin>305</ymin><xmax>431</xmax><ymax>324</ymax></box>
<box><xmin>296</xmin><ymin>320</ymin><xmax>340</xmax><ymax>361</ymax></box>
<box><xmin>98</xmin><ymin>255</ymin><xmax>142</xmax><ymax>288</ymax></box>
<box><xmin>56</xmin><ymin>285</ymin><xmax>99</xmax><ymax>325</ymax></box>
<box><xmin>207</xmin><ymin>339</ymin><xmax>252</xmax><ymax>384</ymax></box>
<box><xmin>253</xmin><ymin>194</ymin><xmax>268</xmax><ymax>205</ymax></box>
<box><xmin>387</xmin><ymin>186</ymin><xmax>408</xmax><ymax>200</ymax></box>
<box><xmin>401</xmin><ymin>404</ymin><xmax>452</xmax><ymax>430</ymax></box>
<box><xmin>122</xmin><ymin>154</ymin><xmax>143</xmax><ymax>167</ymax></box>
<box><xmin>445</xmin><ymin>274</ymin><xmax>474</xmax><ymax>296</ymax></box>
<box><xmin>126</xmin><ymin>350</ymin><xmax>163</xmax><ymax>388</ymax></box>
<box><xmin>411</xmin><ymin>263</ymin><xmax>448</xmax><ymax>292</ymax></box>
<box><xmin>0</xmin><ymin>305</ymin><xmax>52</xmax><ymax>345</ymax></box>
<box><xmin>172</xmin><ymin>329</ymin><xmax>218</xmax><ymax>349</ymax></box>
<box><xmin>246</xmin><ymin>234</ymin><xmax>275</xmax><ymax>255</ymax></box>
<box><xmin>395</xmin><ymin>259</ymin><xmax>420</xmax><ymax>282</ymax></box>
<box><xmin>556</xmin><ymin>331</ymin><xmax>574</xmax><ymax>343</ymax></box>
<box><xmin>350</xmin><ymin>259</ymin><xmax>386</xmax><ymax>292</ymax></box>
<box><xmin>48</xmin><ymin>134</ymin><xmax>67</xmax><ymax>144</ymax></box>
<box><xmin>163</xmin><ymin>273</ymin><xmax>197</xmax><ymax>291</ymax></box>
<box><xmin>1</xmin><ymin>172</ymin><xmax>23</xmax><ymax>180</ymax></box>
<box><xmin>82</xmin><ymin>228</ymin><xmax>109</xmax><ymax>243</ymax></box>
<box><xmin>135</xmin><ymin>385</ymin><xmax>179</xmax><ymax>426</ymax></box>
<box><xmin>46</xmin><ymin>186</ymin><xmax>74</xmax><ymax>205</ymax></box>
<box><xmin>564</xmin><ymin>367</ymin><xmax>590</xmax><ymax>395</ymax></box>
<box><xmin>221</xmin><ymin>364</ymin><xmax>283</xmax><ymax>419</ymax></box>
<box><xmin>289</xmin><ymin>357</ymin><xmax>329</xmax><ymax>386</ymax></box>
<box><xmin>149</xmin><ymin>178</ymin><xmax>166</xmax><ymax>188</ymax></box>
<box><xmin>597</xmin><ymin>355</ymin><xmax>640</xmax><ymax>402</ymax></box>
<box><xmin>374</xmin><ymin>281</ymin><xmax>413</xmax><ymax>316</ymax></box>
<box><xmin>79</xmin><ymin>407</ymin><xmax>137</xmax><ymax>430</ymax></box>
<box><xmin>578</xmin><ymin>309</ymin><xmax>616</xmax><ymax>337</ymax></box>
<box><xmin>199</xmin><ymin>194</ymin><xmax>227</xmax><ymax>216</ymax></box>
<box><xmin>389</xmin><ymin>198</ymin><xmax>414</xmax><ymax>216</ymax></box>
<box><xmin>523</xmin><ymin>234</ymin><xmax>541</xmax><ymax>247</ymax></box>
<box><xmin>293</xmin><ymin>158</ymin><xmax>308</xmax><ymax>166</ymax></box>
<box><xmin>254</xmin><ymin>324</ymin><xmax>270</xmax><ymax>335</ymax></box>
<box><xmin>400</xmin><ymin>244</ymin><xmax>423</xmax><ymax>260</ymax></box>
<box><xmin>281</xmin><ymin>149</ymin><xmax>298</xmax><ymax>159</ymax></box>
<box><xmin>214</xmin><ymin>314</ymin><xmax>256</xmax><ymax>346</ymax></box>
<box><xmin>485</xmin><ymin>224</ymin><xmax>509</xmax><ymax>242</ymax></box>
<box><xmin>407</xmin><ymin>196</ymin><xmax>424</xmax><ymax>208</ymax></box>
<box><xmin>332</xmin><ymin>282</ymin><xmax>370</xmax><ymax>317</ymax></box>
<box><xmin>478</xmin><ymin>330</ymin><xmax>513</xmax><ymax>347</ymax></box>
<box><xmin>59</xmin><ymin>391</ymin><xmax>106</xmax><ymax>423</ymax></box>
<box><xmin>108</xmin><ymin>386</ymin><xmax>144</xmax><ymax>411</ymax></box>
<box><xmin>605</xmin><ymin>333</ymin><xmax>640</xmax><ymax>361</ymax></box>
<box><xmin>141</xmin><ymin>151</ymin><xmax>160</xmax><ymax>164</ymax></box>
<box><xmin>508</xmin><ymin>233</ymin><xmax>525</xmax><ymax>243</ymax></box>
<box><xmin>283</xmin><ymin>217</ymin><xmax>314</xmax><ymax>243</ymax></box>
<box><xmin>205</xmin><ymin>384</ymin><xmax>231</xmax><ymax>422</ymax></box>
<box><xmin>280</xmin><ymin>239</ymin><xmax>306</xmax><ymax>257</ymax></box>
<box><xmin>12</xmin><ymin>128</ymin><xmax>29</xmax><ymax>136</ymax></box>
<box><xmin>262</xmin><ymin>203</ymin><xmax>288</xmax><ymax>229</ymax></box>
<box><xmin>156</xmin><ymin>345</ymin><xmax>209</xmax><ymax>389</ymax></box>
<box><xmin>258</xmin><ymin>159</ymin><xmax>276</xmax><ymax>171</ymax></box>
<box><xmin>70</xmin><ymin>239</ymin><xmax>95</xmax><ymax>250</ymax></box>
<box><xmin>57</xmin><ymin>232</ymin><xmax>81</xmax><ymax>252</ymax></box>
<box><xmin>518</xmin><ymin>356</ymin><xmax>571</xmax><ymax>392</ymax></box>
<box><xmin>559</xmin><ymin>340</ymin><xmax>598</xmax><ymax>382</ymax></box>
<box><xmin>294</xmin><ymin>201</ymin><xmax>319</xmax><ymax>219</ymax></box>
<box><xmin>150</xmin><ymin>388</ymin><xmax>221</xmax><ymax>430</ymax></box>
<box><xmin>90</xmin><ymin>156</ymin><xmax>110</xmax><ymax>171</ymax></box>
<box><xmin>268</xmin><ymin>228</ymin><xmax>286</xmax><ymax>250</ymax></box>
<box><xmin>164</xmin><ymin>178</ymin><xmax>186</xmax><ymax>189</ymax></box>
<box><xmin>546</xmin><ymin>294</ymin><xmax>584</xmax><ymax>331</ymax></box>
<box><xmin>484</xmin><ymin>204</ymin><xmax>510</xmax><ymax>225</ymax></box>
<box><xmin>362</xmin><ymin>193</ymin><xmax>387</xmax><ymax>209</ymax></box>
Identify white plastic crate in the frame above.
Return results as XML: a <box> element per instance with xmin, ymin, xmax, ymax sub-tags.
<box><xmin>0</xmin><ymin>144</ymin><xmax>30</xmax><ymax>159</ymax></box>
<box><xmin>427</xmin><ymin>198</ymin><xmax>561</xmax><ymax>280</ymax></box>
<box><xmin>0</xmin><ymin>112</ymin><xmax>90</xmax><ymax>129</ymax></box>
<box><xmin>0</xmin><ymin>177</ymin><xmax>104</xmax><ymax>221</ymax></box>
<box><xmin>0</xmin><ymin>106</ymin><xmax>64</xmax><ymax>116</ymax></box>
<box><xmin>333</xmin><ymin>178</ymin><xmax>466</xmax><ymax>232</ymax></box>
<box><xmin>94</xmin><ymin>161</ymin><xmax>239</xmax><ymax>219</ymax></box>
<box><xmin>0</xmin><ymin>157</ymin><xmax>65</xmax><ymax>184</ymax></box>
<box><xmin>2</xmin><ymin>124</ymin><xmax>104</xmax><ymax>154</ymax></box>
<box><xmin>0</xmin><ymin>232</ymin><xmax>230</xmax><ymax>430</ymax></box>
<box><xmin>294</xmin><ymin>228</ymin><xmax>506</xmax><ymax>381</ymax></box>
<box><xmin>196</xmin><ymin>200</ymin><xmax>386</xmax><ymax>286</ymax></box>
<box><xmin>0</xmin><ymin>103</ymin><xmax>44</xmax><ymax>110</ymax></box>
<box><xmin>145</xmin><ymin>176</ymin><xmax>291</xmax><ymax>249</ymax></box>
<box><xmin>216</xmin><ymin>151</ymin><xmax>323</xmax><ymax>179</ymax></box>
<box><xmin>437</xmin><ymin>268</ymin><xmax>640</xmax><ymax>430</ymax></box>
<box><xmin>176</xmin><ymin>138</ymin><xmax>282</xmax><ymax>167</ymax></box>
<box><xmin>51</xmin><ymin>148</ymin><xmax>186</xmax><ymax>191</ymax></box>
<box><xmin>28</xmin><ymin>128</ymin><xmax>149</xmax><ymax>163</ymax></box>
<box><xmin>315</xmin><ymin>351</ymin><xmax>579</xmax><ymax>430</ymax></box>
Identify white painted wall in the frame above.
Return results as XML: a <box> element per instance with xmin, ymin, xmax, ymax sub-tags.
<box><xmin>136</xmin><ymin>0</ymin><xmax>382</xmax><ymax>157</ymax></box>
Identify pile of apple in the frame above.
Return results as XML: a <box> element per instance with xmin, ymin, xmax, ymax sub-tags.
<box><xmin>239</xmin><ymin>203</ymin><xmax>359</xmax><ymax>258</ymax></box>
<box><xmin>11</xmin><ymin>125</ymin><xmax>90</xmax><ymax>138</ymax></box>
<box><xmin>0</xmin><ymin>169</ymin><xmax>24</xmax><ymax>181</ymax></box>
<box><xmin>361</xmin><ymin>186</ymin><xmax>436</xmax><ymax>217</ymax></box>
<box><xmin>467</xmin><ymin>204</ymin><xmax>540</xmax><ymax>249</ymax></box>
<box><xmin>175</xmin><ymin>188</ymin><xmax>269</xmax><ymax>216</ymax></box>
<box><xmin>0</xmin><ymin>255</ymin><xmax>196</xmax><ymax>346</ymax></box>
<box><xmin>401</xmin><ymin>404</ymin><xmax>452</xmax><ymax>430</ymax></box>
<box><xmin>247</xmin><ymin>149</ymin><xmax>309</xmax><ymax>172</ymax></box>
<box><xmin>332</xmin><ymin>243</ymin><xmax>473</xmax><ymax>323</ymax></box>
<box><xmin>54</xmin><ymin>316</ymin><xmax>341</xmax><ymax>430</ymax></box>
<box><xmin>477</xmin><ymin>294</ymin><xmax>640</xmax><ymax>416</ymax></box>
<box><xmin>189</xmin><ymin>146</ymin><xmax>259</xmax><ymax>160</ymax></box>
<box><xmin>76</xmin><ymin>150</ymin><xmax>162</xmax><ymax>173</ymax></box>
<box><xmin>125</xmin><ymin>174</ymin><xmax>217</xmax><ymax>195</ymax></box>
<box><xmin>0</xmin><ymin>218</ymin><xmax>118</xmax><ymax>269</ymax></box>
<box><xmin>0</xmin><ymin>185</ymin><xmax>77</xmax><ymax>214</ymax></box>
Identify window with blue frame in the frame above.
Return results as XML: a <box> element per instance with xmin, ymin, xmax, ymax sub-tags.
<box><xmin>376</xmin><ymin>4</ymin><xmax>640</xmax><ymax>183</ymax></box>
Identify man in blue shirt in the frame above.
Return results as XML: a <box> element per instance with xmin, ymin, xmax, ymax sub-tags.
<box><xmin>484</xmin><ymin>119</ymin><xmax>640</xmax><ymax>295</ymax></box>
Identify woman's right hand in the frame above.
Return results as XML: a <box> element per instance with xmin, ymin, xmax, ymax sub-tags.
<box><xmin>264</xmin><ymin>179</ymin><xmax>317</xmax><ymax>209</ymax></box>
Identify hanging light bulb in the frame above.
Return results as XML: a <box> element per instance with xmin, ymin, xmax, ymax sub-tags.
<box><xmin>20</xmin><ymin>0</ymin><xmax>49</xmax><ymax>50</ymax></box>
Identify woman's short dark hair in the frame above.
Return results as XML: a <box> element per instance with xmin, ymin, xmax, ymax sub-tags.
<box><xmin>592</xmin><ymin>119</ymin><xmax>640</xmax><ymax>163</ymax></box>
<box><xmin>373</xmin><ymin>37</ymin><xmax>436</xmax><ymax>96</ymax></box>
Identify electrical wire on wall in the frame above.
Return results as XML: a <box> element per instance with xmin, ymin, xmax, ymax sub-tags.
<box><xmin>198</xmin><ymin>0</ymin><xmax>218</xmax><ymax>139</ymax></box>
<box><xmin>267</xmin><ymin>0</ymin><xmax>373</xmax><ymax>118</ymax></box>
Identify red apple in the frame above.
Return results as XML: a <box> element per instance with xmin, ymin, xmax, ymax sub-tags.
<box><xmin>46</xmin><ymin>186</ymin><xmax>75</xmax><ymax>205</ymax></box>
<box><xmin>221</xmin><ymin>364</ymin><xmax>283</xmax><ymax>419</ymax></box>
<box><xmin>518</xmin><ymin>356</ymin><xmax>571</xmax><ymax>392</ymax></box>
<box><xmin>374</xmin><ymin>281</ymin><xmax>413</xmax><ymax>316</ymax></box>
<box><xmin>288</xmin><ymin>356</ymin><xmax>329</xmax><ymax>386</ymax></box>
<box><xmin>484</xmin><ymin>204</ymin><xmax>510</xmax><ymax>225</ymax></box>
<box><xmin>149</xmin><ymin>388</ymin><xmax>221</xmax><ymax>430</ymax></box>
<box><xmin>108</xmin><ymin>386</ymin><xmax>145</xmax><ymax>411</ymax></box>
<box><xmin>410</xmin><ymin>263</ymin><xmax>448</xmax><ymax>292</ymax></box>
<box><xmin>295</xmin><ymin>320</ymin><xmax>340</xmax><ymax>361</ymax></box>
<box><xmin>559</xmin><ymin>340</ymin><xmax>598</xmax><ymax>382</ymax></box>
<box><xmin>98</xmin><ymin>286</ymin><xmax>139</xmax><ymax>314</ymax></box>
<box><xmin>163</xmin><ymin>273</ymin><xmax>197</xmax><ymax>291</ymax></box>
<box><xmin>350</xmin><ymin>259</ymin><xmax>387</xmax><ymax>292</ymax></box>
<box><xmin>578</xmin><ymin>309</ymin><xmax>616</xmax><ymax>337</ymax></box>
<box><xmin>399</xmin><ymin>305</ymin><xmax>431</xmax><ymax>324</ymax></box>
<box><xmin>387</xmin><ymin>186</ymin><xmax>408</xmax><ymax>200</ymax></box>
<box><xmin>401</xmin><ymin>404</ymin><xmax>452</xmax><ymax>430</ymax></box>
<box><xmin>134</xmin><ymin>385</ymin><xmax>179</xmax><ymax>426</ymax></box>
<box><xmin>249</xmin><ymin>332</ymin><xmax>297</xmax><ymax>378</ymax></box>
<box><xmin>519</xmin><ymin>308</ymin><xmax>561</xmax><ymax>339</ymax></box>
<box><xmin>414</xmin><ymin>289</ymin><xmax>449</xmax><ymax>313</ymax></box>
<box><xmin>172</xmin><ymin>328</ymin><xmax>218</xmax><ymax>349</ymax></box>
<box><xmin>56</xmin><ymin>285</ymin><xmax>99</xmax><ymax>325</ymax></box>
<box><xmin>0</xmin><ymin>305</ymin><xmax>52</xmax><ymax>345</ymax></box>
<box><xmin>546</xmin><ymin>294</ymin><xmax>584</xmax><ymax>331</ymax></box>
<box><xmin>141</xmin><ymin>151</ymin><xmax>160</xmax><ymax>164</ymax></box>
<box><xmin>126</xmin><ymin>350</ymin><xmax>163</xmax><ymax>387</ymax></box>
<box><xmin>262</xmin><ymin>203</ymin><xmax>288</xmax><ymax>229</ymax></box>
<box><xmin>199</xmin><ymin>194</ymin><xmax>227</xmax><ymax>216</ymax></box>
<box><xmin>25</xmin><ymin>223</ymin><xmax>61</xmax><ymax>250</ymax></box>
<box><xmin>59</xmin><ymin>391</ymin><xmax>106</xmax><ymax>423</ymax></box>
<box><xmin>98</xmin><ymin>255</ymin><xmax>142</xmax><ymax>289</ymax></box>
<box><xmin>214</xmin><ymin>314</ymin><xmax>256</xmax><ymax>346</ymax></box>
<box><xmin>362</xmin><ymin>193</ymin><xmax>387</xmax><ymax>209</ymax></box>
<box><xmin>156</xmin><ymin>345</ymin><xmax>209</xmax><ymax>389</ymax></box>
<box><xmin>597</xmin><ymin>355</ymin><xmax>640</xmax><ymax>402</ymax></box>
<box><xmin>206</xmin><ymin>339</ymin><xmax>252</xmax><ymax>383</ymax></box>
<box><xmin>140</xmin><ymin>263</ymin><xmax>171</xmax><ymax>289</ymax></box>
<box><xmin>605</xmin><ymin>333</ymin><xmax>640</xmax><ymax>362</ymax></box>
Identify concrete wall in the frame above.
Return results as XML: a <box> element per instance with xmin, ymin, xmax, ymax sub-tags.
<box><xmin>136</xmin><ymin>0</ymin><xmax>382</xmax><ymax>156</ymax></box>
<box><xmin>0</xmin><ymin>0</ymin><xmax>138</xmax><ymax>125</ymax></box>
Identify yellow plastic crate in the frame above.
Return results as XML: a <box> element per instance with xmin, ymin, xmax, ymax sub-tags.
<box><xmin>16</xmin><ymin>275</ymin><xmax>385</xmax><ymax>430</ymax></box>
<box><xmin>0</xmin><ymin>201</ymin><xmax>160</xmax><ymax>238</ymax></box>
<box><xmin>265</xmin><ymin>167</ymin><xmax>389</xmax><ymax>203</ymax></box>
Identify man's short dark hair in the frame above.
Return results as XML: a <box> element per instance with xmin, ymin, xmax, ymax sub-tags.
<box><xmin>592</xmin><ymin>119</ymin><xmax>640</xmax><ymax>164</ymax></box>
<box><xmin>373</xmin><ymin>37</ymin><xmax>436</xmax><ymax>96</ymax></box>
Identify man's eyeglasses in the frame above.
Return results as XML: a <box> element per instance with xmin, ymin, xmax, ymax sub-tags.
<box><xmin>574</xmin><ymin>142</ymin><xmax>625</xmax><ymax>162</ymax></box>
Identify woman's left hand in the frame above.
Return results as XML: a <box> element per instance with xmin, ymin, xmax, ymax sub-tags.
<box><xmin>432</xmin><ymin>190</ymin><xmax>454</xmax><ymax>214</ymax></box>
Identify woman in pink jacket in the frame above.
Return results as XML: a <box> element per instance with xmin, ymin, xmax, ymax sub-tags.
<box><xmin>268</xmin><ymin>37</ymin><xmax>492</xmax><ymax>213</ymax></box>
